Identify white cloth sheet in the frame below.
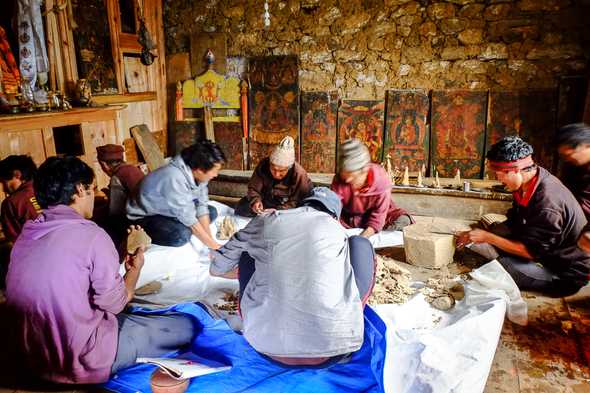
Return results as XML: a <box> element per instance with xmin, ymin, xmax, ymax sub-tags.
<box><xmin>124</xmin><ymin>203</ymin><xmax>523</xmax><ymax>393</ymax></box>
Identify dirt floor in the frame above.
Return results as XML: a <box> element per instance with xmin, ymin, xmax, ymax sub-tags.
<box><xmin>1</xmin><ymin>219</ymin><xmax>590</xmax><ymax>392</ymax></box>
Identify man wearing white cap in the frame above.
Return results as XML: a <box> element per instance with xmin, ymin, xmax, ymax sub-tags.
<box><xmin>235</xmin><ymin>136</ymin><xmax>313</xmax><ymax>217</ymax></box>
<box><xmin>332</xmin><ymin>138</ymin><xmax>412</xmax><ymax>237</ymax></box>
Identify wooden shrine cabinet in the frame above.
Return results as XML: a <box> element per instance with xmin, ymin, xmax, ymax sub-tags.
<box><xmin>0</xmin><ymin>106</ymin><xmax>125</xmax><ymax>190</ymax></box>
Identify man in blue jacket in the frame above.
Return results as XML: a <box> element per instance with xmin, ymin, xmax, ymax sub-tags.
<box><xmin>127</xmin><ymin>140</ymin><xmax>225</xmax><ymax>249</ymax></box>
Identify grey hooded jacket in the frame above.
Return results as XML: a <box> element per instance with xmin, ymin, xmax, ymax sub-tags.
<box><xmin>126</xmin><ymin>155</ymin><xmax>209</xmax><ymax>226</ymax></box>
<box><xmin>211</xmin><ymin>206</ymin><xmax>364</xmax><ymax>358</ymax></box>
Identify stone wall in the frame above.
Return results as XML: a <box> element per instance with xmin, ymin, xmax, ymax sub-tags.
<box><xmin>164</xmin><ymin>0</ymin><xmax>590</xmax><ymax>99</ymax></box>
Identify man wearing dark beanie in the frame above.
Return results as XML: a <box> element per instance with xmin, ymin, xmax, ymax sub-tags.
<box><xmin>458</xmin><ymin>136</ymin><xmax>590</xmax><ymax>297</ymax></box>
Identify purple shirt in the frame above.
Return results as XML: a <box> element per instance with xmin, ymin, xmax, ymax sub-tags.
<box><xmin>6</xmin><ymin>205</ymin><xmax>127</xmax><ymax>384</ymax></box>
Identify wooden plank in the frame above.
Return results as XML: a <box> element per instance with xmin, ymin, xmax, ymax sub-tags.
<box><xmin>119</xmin><ymin>32</ymin><xmax>142</xmax><ymax>53</ymax></box>
<box><xmin>91</xmin><ymin>92</ymin><xmax>157</xmax><ymax>105</ymax></box>
<box><xmin>0</xmin><ymin>106</ymin><xmax>123</xmax><ymax>130</ymax></box>
<box><xmin>248</xmin><ymin>55</ymin><xmax>300</xmax><ymax>167</ymax></box>
<box><xmin>190</xmin><ymin>32</ymin><xmax>227</xmax><ymax>77</ymax></box>
<box><xmin>0</xmin><ymin>129</ymin><xmax>47</xmax><ymax>166</ymax></box>
<box><xmin>214</xmin><ymin>122</ymin><xmax>243</xmax><ymax>170</ymax></box>
<box><xmin>81</xmin><ymin>121</ymin><xmax>110</xmax><ymax>189</ymax></box>
<box><xmin>124</xmin><ymin>56</ymin><xmax>149</xmax><ymax>93</ymax></box>
<box><xmin>431</xmin><ymin>90</ymin><xmax>487</xmax><ymax>178</ymax></box>
<box><xmin>300</xmin><ymin>91</ymin><xmax>338</xmax><ymax>173</ymax></box>
<box><xmin>106</xmin><ymin>0</ymin><xmax>125</xmax><ymax>93</ymax></box>
<box><xmin>41</xmin><ymin>127</ymin><xmax>57</xmax><ymax>157</ymax></box>
<box><xmin>337</xmin><ymin>99</ymin><xmax>385</xmax><ymax>165</ymax></box>
<box><xmin>145</xmin><ymin>0</ymin><xmax>168</xmax><ymax>140</ymax></box>
<box><xmin>130</xmin><ymin>124</ymin><xmax>166</xmax><ymax>171</ymax></box>
<box><xmin>384</xmin><ymin>89</ymin><xmax>429</xmax><ymax>173</ymax></box>
<box><xmin>557</xmin><ymin>76</ymin><xmax>589</xmax><ymax>128</ymax></box>
<box><xmin>44</xmin><ymin>0</ymin><xmax>65</xmax><ymax>92</ymax></box>
<box><xmin>166</xmin><ymin>52</ymin><xmax>192</xmax><ymax>84</ymax></box>
<box><xmin>487</xmin><ymin>89</ymin><xmax>557</xmax><ymax>177</ymax></box>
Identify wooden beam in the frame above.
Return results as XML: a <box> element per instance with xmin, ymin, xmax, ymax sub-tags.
<box><xmin>91</xmin><ymin>92</ymin><xmax>157</xmax><ymax>105</ymax></box>
<box><xmin>106</xmin><ymin>0</ymin><xmax>125</xmax><ymax>94</ymax></box>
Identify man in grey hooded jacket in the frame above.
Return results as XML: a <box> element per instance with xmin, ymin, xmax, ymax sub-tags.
<box><xmin>210</xmin><ymin>187</ymin><xmax>376</xmax><ymax>366</ymax></box>
<box><xmin>127</xmin><ymin>140</ymin><xmax>225</xmax><ymax>249</ymax></box>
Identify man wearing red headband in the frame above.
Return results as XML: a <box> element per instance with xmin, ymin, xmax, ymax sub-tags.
<box><xmin>457</xmin><ymin>136</ymin><xmax>590</xmax><ymax>297</ymax></box>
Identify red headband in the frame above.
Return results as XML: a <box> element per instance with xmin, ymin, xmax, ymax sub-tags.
<box><xmin>488</xmin><ymin>156</ymin><xmax>534</xmax><ymax>172</ymax></box>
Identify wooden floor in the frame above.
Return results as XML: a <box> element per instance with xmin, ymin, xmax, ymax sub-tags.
<box><xmin>1</xmin><ymin>244</ymin><xmax>590</xmax><ymax>392</ymax></box>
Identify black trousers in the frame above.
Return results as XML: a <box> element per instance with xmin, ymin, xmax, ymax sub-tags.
<box><xmin>132</xmin><ymin>205</ymin><xmax>218</xmax><ymax>247</ymax></box>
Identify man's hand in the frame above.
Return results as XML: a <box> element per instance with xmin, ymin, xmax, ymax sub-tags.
<box><xmin>124</xmin><ymin>246</ymin><xmax>145</xmax><ymax>272</ymax></box>
<box><xmin>456</xmin><ymin>229</ymin><xmax>491</xmax><ymax>248</ymax></box>
<box><xmin>579</xmin><ymin>232</ymin><xmax>590</xmax><ymax>254</ymax></box>
<box><xmin>252</xmin><ymin>200</ymin><xmax>264</xmax><ymax>214</ymax></box>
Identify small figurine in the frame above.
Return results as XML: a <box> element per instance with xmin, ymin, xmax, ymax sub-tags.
<box><xmin>175</xmin><ymin>81</ymin><xmax>184</xmax><ymax>121</ymax></box>
<box><xmin>385</xmin><ymin>154</ymin><xmax>395</xmax><ymax>183</ymax></box>
<box><xmin>402</xmin><ymin>166</ymin><xmax>410</xmax><ymax>186</ymax></box>
<box><xmin>417</xmin><ymin>170</ymin><xmax>424</xmax><ymax>187</ymax></box>
<box><xmin>454</xmin><ymin>168</ymin><xmax>461</xmax><ymax>183</ymax></box>
<box><xmin>434</xmin><ymin>170</ymin><xmax>442</xmax><ymax>188</ymax></box>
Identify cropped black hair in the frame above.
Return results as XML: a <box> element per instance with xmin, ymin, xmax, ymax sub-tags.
<box><xmin>556</xmin><ymin>123</ymin><xmax>590</xmax><ymax>148</ymax></box>
<box><xmin>180</xmin><ymin>140</ymin><xmax>226</xmax><ymax>171</ymax></box>
<box><xmin>486</xmin><ymin>136</ymin><xmax>533</xmax><ymax>163</ymax></box>
<box><xmin>0</xmin><ymin>155</ymin><xmax>37</xmax><ymax>182</ymax></box>
<box><xmin>34</xmin><ymin>156</ymin><xmax>95</xmax><ymax>208</ymax></box>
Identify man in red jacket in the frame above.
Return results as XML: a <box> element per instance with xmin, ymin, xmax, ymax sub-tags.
<box><xmin>331</xmin><ymin>138</ymin><xmax>412</xmax><ymax>237</ymax></box>
<box><xmin>0</xmin><ymin>155</ymin><xmax>42</xmax><ymax>243</ymax></box>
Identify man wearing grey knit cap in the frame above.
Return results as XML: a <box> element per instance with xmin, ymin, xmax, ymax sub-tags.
<box><xmin>331</xmin><ymin>138</ymin><xmax>412</xmax><ymax>237</ymax></box>
<box><xmin>235</xmin><ymin>136</ymin><xmax>313</xmax><ymax>217</ymax></box>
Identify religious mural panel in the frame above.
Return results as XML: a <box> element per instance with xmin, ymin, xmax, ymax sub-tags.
<box><xmin>384</xmin><ymin>90</ymin><xmax>429</xmax><ymax>173</ymax></box>
<box><xmin>337</xmin><ymin>100</ymin><xmax>385</xmax><ymax>166</ymax></box>
<box><xmin>248</xmin><ymin>55</ymin><xmax>299</xmax><ymax>167</ymax></box>
<box><xmin>431</xmin><ymin>90</ymin><xmax>487</xmax><ymax>178</ymax></box>
<box><xmin>300</xmin><ymin>91</ymin><xmax>338</xmax><ymax>173</ymax></box>
<box><xmin>214</xmin><ymin>121</ymin><xmax>243</xmax><ymax>170</ymax></box>
<box><xmin>487</xmin><ymin>89</ymin><xmax>557</xmax><ymax>176</ymax></box>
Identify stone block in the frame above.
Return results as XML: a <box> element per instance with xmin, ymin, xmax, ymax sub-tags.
<box><xmin>403</xmin><ymin>222</ymin><xmax>457</xmax><ymax>268</ymax></box>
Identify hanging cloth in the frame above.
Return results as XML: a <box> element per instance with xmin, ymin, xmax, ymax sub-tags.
<box><xmin>17</xmin><ymin>0</ymin><xmax>49</xmax><ymax>87</ymax></box>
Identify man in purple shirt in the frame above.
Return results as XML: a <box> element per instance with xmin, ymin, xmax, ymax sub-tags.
<box><xmin>5</xmin><ymin>157</ymin><xmax>194</xmax><ymax>384</ymax></box>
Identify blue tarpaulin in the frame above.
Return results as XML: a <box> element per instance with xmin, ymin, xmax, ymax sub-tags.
<box><xmin>104</xmin><ymin>303</ymin><xmax>387</xmax><ymax>393</ymax></box>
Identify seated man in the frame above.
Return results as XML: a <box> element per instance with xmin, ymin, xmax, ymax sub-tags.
<box><xmin>0</xmin><ymin>155</ymin><xmax>42</xmax><ymax>242</ymax></box>
<box><xmin>127</xmin><ymin>140</ymin><xmax>225</xmax><ymax>249</ymax></box>
<box><xmin>331</xmin><ymin>138</ymin><xmax>412</xmax><ymax>237</ymax></box>
<box><xmin>458</xmin><ymin>136</ymin><xmax>590</xmax><ymax>297</ymax></box>
<box><xmin>210</xmin><ymin>187</ymin><xmax>375</xmax><ymax>366</ymax></box>
<box><xmin>557</xmin><ymin>123</ymin><xmax>590</xmax><ymax>220</ymax></box>
<box><xmin>5</xmin><ymin>156</ymin><xmax>193</xmax><ymax>384</ymax></box>
<box><xmin>96</xmin><ymin>144</ymin><xmax>145</xmax><ymax>245</ymax></box>
<box><xmin>235</xmin><ymin>136</ymin><xmax>312</xmax><ymax>217</ymax></box>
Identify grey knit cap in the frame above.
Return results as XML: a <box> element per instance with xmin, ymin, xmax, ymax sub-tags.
<box><xmin>339</xmin><ymin>138</ymin><xmax>371</xmax><ymax>172</ymax></box>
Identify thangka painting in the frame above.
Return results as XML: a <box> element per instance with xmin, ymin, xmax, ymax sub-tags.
<box><xmin>487</xmin><ymin>90</ymin><xmax>557</xmax><ymax>176</ymax></box>
<box><xmin>337</xmin><ymin>100</ymin><xmax>385</xmax><ymax>165</ymax></box>
<box><xmin>384</xmin><ymin>90</ymin><xmax>429</xmax><ymax>173</ymax></box>
<box><xmin>214</xmin><ymin>121</ymin><xmax>244</xmax><ymax>170</ymax></box>
<box><xmin>557</xmin><ymin>76</ymin><xmax>588</xmax><ymax>127</ymax></box>
<box><xmin>300</xmin><ymin>91</ymin><xmax>338</xmax><ymax>173</ymax></box>
<box><xmin>248</xmin><ymin>55</ymin><xmax>299</xmax><ymax>166</ymax></box>
<box><xmin>431</xmin><ymin>90</ymin><xmax>487</xmax><ymax>178</ymax></box>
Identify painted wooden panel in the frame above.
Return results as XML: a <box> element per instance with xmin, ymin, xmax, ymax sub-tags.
<box><xmin>248</xmin><ymin>55</ymin><xmax>299</xmax><ymax>167</ymax></box>
<box><xmin>337</xmin><ymin>100</ymin><xmax>385</xmax><ymax>165</ymax></box>
<box><xmin>384</xmin><ymin>89</ymin><xmax>429</xmax><ymax>173</ymax></box>
<box><xmin>557</xmin><ymin>76</ymin><xmax>588</xmax><ymax>127</ymax></box>
<box><xmin>0</xmin><ymin>128</ymin><xmax>46</xmax><ymax>166</ymax></box>
<box><xmin>124</xmin><ymin>56</ymin><xmax>149</xmax><ymax>93</ymax></box>
<box><xmin>300</xmin><ymin>91</ymin><xmax>338</xmax><ymax>173</ymax></box>
<box><xmin>431</xmin><ymin>90</ymin><xmax>487</xmax><ymax>178</ymax></box>
<box><xmin>214</xmin><ymin>121</ymin><xmax>244</xmax><ymax>170</ymax></box>
<box><xmin>226</xmin><ymin>56</ymin><xmax>248</xmax><ymax>80</ymax></box>
<box><xmin>487</xmin><ymin>89</ymin><xmax>557</xmax><ymax>175</ymax></box>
